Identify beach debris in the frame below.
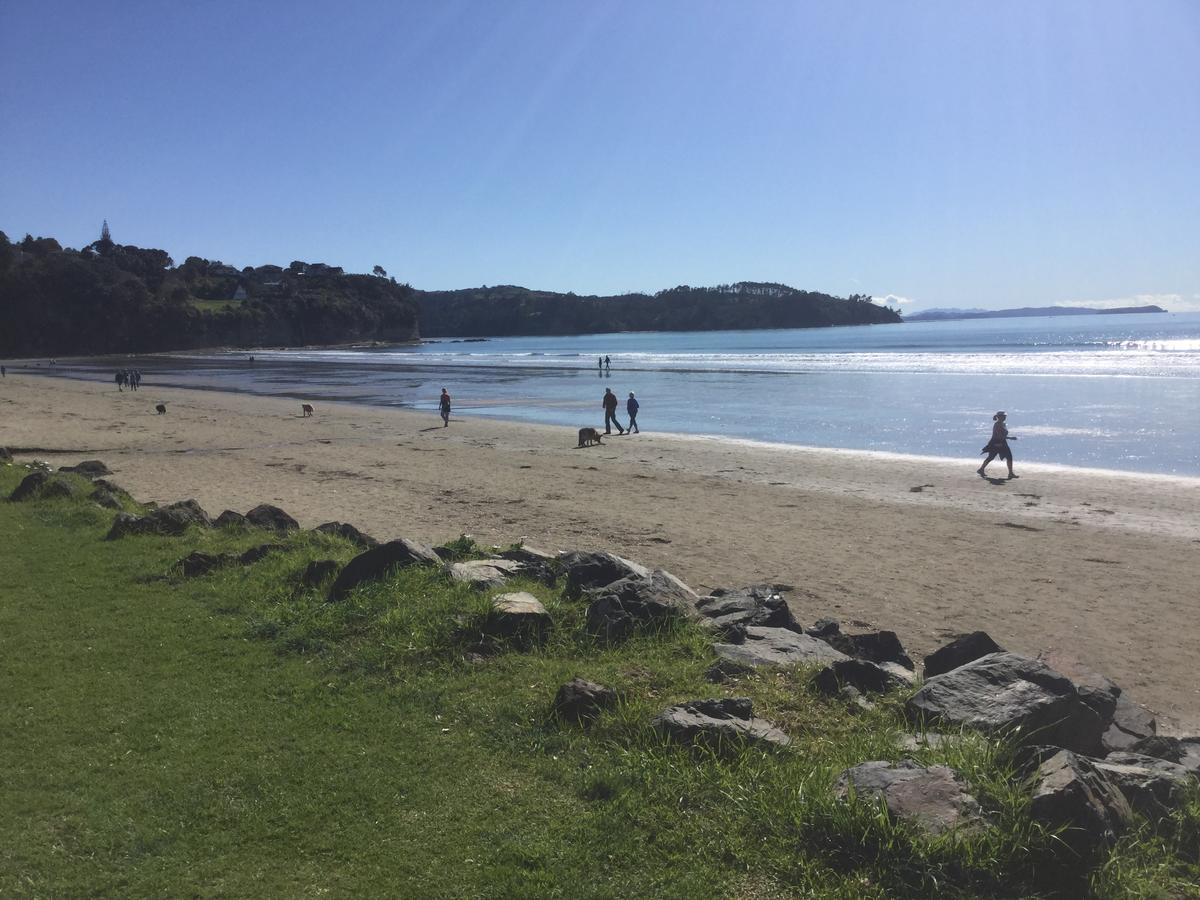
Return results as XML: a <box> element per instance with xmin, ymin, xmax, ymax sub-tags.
<box><xmin>922</xmin><ymin>631</ymin><xmax>1005</xmax><ymax>678</ymax></box>
<box><xmin>835</xmin><ymin>760</ymin><xmax>987</xmax><ymax>835</ymax></box>
<box><xmin>812</xmin><ymin>658</ymin><xmax>911</xmax><ymax>697</ymax></box>
<box><xmin>907</xmin><ymin>652</ymin><xmax>1107</xmax><ymax>755</ymax></box>
<box><xmin>713</xmin><ymin>625</ymin><xmax>849</xmax><ymax>670</ymax></box>
<box><xmin>314</xmin><ymin>521</ymin><xmax>379</xmax><ymax>548</ymax></box>
<box><xmin>106</xmin><ymin>499</ymin><xmax>212</xmax><ymax>539</ymax></box>
<box><xmin>553</xmin><ymin>677</ymin><xmax>617</xmax><ymax>724</ymax></box>
<box><xmin>559</xmin><ymin>550</ymin><xmax>650</xmax><ymax>598</ymax></box>
<box><xmin>301</xmin><ymin>559</ymin><xmax>340</xmax><ymax>588</ymax></box>
<box><xmin>584</xmin><ymin>569</ymin><xmax>699</xmax><ymax>643</ymax></box>
<box><xmin>693</xmin><ymin>585</ymin><xmax>801</xmax><ymax>635</ymax></box>
<box><xmin>823</xmin><ymin>629</ymin><xmax>915</xmax><ymax>671</ymax></box>
<box><xmin>447</xmin><ymin>558</ymin><xmax>525</xmax><ymax>591</ymax></box>
<box><xmin>245</xmin><ymin>503</ymin><xmax>299</xmax><ymax>531</ymax></box>
<box><xmin>1028</xmin><ymin>750</ymin><xmax>1132</xmax><ymax>855</ymax></box>
<box><xmin>58</xmin><ymin>459</ymin><xmax>111</xmax><ymax>478</ymax></box>
<box><xmin>652</xmin><ymin>698</ymin><xmax>790</xmax><ymax>750</ymax></box>
<box><xmin>214</xmin><ymin>510</ymin><xmax>249</xmax><ymax>529</ymax></box>
<box><xmin>327</xmin><ymin>538</ymin><xmax>440</xmax><ymax>601</ymax></box>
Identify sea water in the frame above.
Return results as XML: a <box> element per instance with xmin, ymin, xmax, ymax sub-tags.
<box><xmin>44</xmin><ymin>312</ymin><xmax>1200</xmax><ymax>476</ymax></box>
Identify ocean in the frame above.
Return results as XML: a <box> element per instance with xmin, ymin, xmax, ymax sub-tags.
<box><xmin>34</xmin><ymin>311</ymin><xmax>1200</xmax><ymax>476</ymax></box>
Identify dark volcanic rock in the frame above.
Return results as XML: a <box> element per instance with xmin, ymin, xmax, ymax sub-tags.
<box><xmin>923</xmin><ymin>631</ymin><xmax>1004</xmax><ymax>678</ymax></box>
<box><xmin>553</xmin><ymin>678</ymin><xmax>617</xmax><ymax>723</ymax></box>
<box><xmin>713</xmin><ymin>626</ymin><xmax>848</xmax><ymax>669</ymax></box>
<box><xmin>314</xmin><ymin>521</ymin><xmax>379</xmax><ymax>548</ymax></box>
<box><xmin>327</xmin><ymin>538</ymin><xmax>440</xmax><ymax>601</ymax></box>
<box><xmin>705</xmin><ymin>658</ymin><xmax>756</xmax><ymax>683</ymax></box>
<box><xmin>1129</xmin><ymin>736</ymin><xmax>1200</xmax><ymax>776</ymax></box>
<box><xmin>1029</xmin><ymin>750</ymin><xmax>1132</xmax><ymax>854</ymax></box>
<box><xmin>106</xmin><ymin>499</ymin><xmax>212</xmax><ymax>539</ymax></box>
<box><xmin>560</xmin><ymin>550</ymin><xmax>649</xmax><ymax>598</ymax></box>
<box><xmin>825</xmin><ymin>630</ymin><xmax>915</xmax><ymax>670</ymax></box>
<box><xmin>1037</xmin><ymin>651</ymin><xmax>1120</xmax><ymax>725</ymax></box>
<box><xmin>584</xmin><ymin>570</ymin><xmax>697</xmax><ymax>643</ymax></box>
<box><xmin>215</xmin><ymin>510</ymin><xmax>249</xmax><ymax>529</ymax></box>
<box><xmin>1093</xmin><ymin>753</ymin><xmax>1193</xmax><ymax>824</ymax></box>
<box><xmin>1101</xmin><ymin>694</ymin><xmax>1157</xmax><ymax>754</ymax></box>
<box><xmin>483</xmin><ymin>591</ymin><xmax>552</xmax><ymax>644</ymax></box>
<box><xmin>652</xmin><ymin>698</ymin><xmax>790</xmax><ymax>749</ymax></box>
<box><xmin>835</xmin><ymin>760</ymin><xmax>986</xmax><ymax>835</ymax></box>
<box><xmin>694</xmin><ymin>585</ymin><xmax>801</xmax><ymax>634</ymax></box>
<box><xmin>239</xmin><ymin>543</ymin><xmax>283</xmax><ymax>565</ymax></box>
<box><xmin>805</xmin><ymin>618</ymin><xmax>841</xmax><ymax>639</ymax></box>
<box><xmin>9</xmin><ymin>470</ymin><xmax>49</xmax><ymax>501</ymax></box>
<box><xmin>180</xmin><ymin>551</ymin><xmax>230</xmax><ymax>578</ymax></box>
<box><xmin>245</xmin><ymin>504</ymin><xmax>299</xmax><ymax>531</ymax></box>
<box><xmin>906</xmin><ymin>652</ymin><xmax>1105</xmax><ymax>754</ymax></box>
<box><xmin>301</xmin><ymin>559</ymin><xmax>340</xmax><ymax>588</ymax></box>
<box><xmin>38</xmin><ymin>476</ymin><xmax>79</xmax><ymax>500</ymax></box>
<box><xmin>90</xmin><ymin>488</ymin><xmax>123</xmax><ymax>509</ymax></box>
<box><xmin>59</xmin><ymin>459</ymin><xmax>111</xmax><ymax>478</ymax></box>
<box><xmin>812</xmin><ymin>659</ymin><xmax>910</xmax><ymax>696</ymax></box>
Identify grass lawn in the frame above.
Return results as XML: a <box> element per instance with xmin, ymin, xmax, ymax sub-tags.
<box><xmin>1</xmin><ymin>462</ymin><xmax>1197</xmax><ymax>898</ymax></box>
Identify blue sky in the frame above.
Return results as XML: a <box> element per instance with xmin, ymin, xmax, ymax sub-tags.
<box><xmin>2</xmin><ymin>1</ymin><xmax>1197</xmax><ymax>311</ymax></box>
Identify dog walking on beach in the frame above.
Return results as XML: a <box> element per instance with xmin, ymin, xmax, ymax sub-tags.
<box><xmin>577</xmin><ymin>427</ymin><xmax>603</xmax><ymax>447</ymax></box>
<box><xmin>301</xmin><ymin>403</ymin><xmax>315</xmax><ymax>417</ymax></box>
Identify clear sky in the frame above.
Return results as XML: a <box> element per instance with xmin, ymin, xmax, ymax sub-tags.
<box><xmin>2</xmin><ymin>1</ymin><xmax>1197</xmax><ymax>311</ymax></box>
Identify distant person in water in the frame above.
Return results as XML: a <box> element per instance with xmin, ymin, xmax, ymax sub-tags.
<box><xmin>597</xmin><ymin>356</ymin><xmax>603</xmax><ymax>372</ymax></box>
<box><xmin>604</xmin><ymin>355</ymin><xmax>611</xmax><ymax>372</ymax></box>
<box><xmin>978</xmin><ymin>411</ymin><xmax>1017</xmax><ymax>479</ymax></box>
<box><xmin>602</xmin><ymin>387</ymin><xmax>625</xmax><ymax>434</ymax></box>
<box><xmin>626</xmin><ymin>392</ymin><xmax>640</xmax><ymax>433</ymax></box>
<box><xmin>439</xmin><ymin>388</ymin><xmax>452</xmax><ymax>427</ymax></box>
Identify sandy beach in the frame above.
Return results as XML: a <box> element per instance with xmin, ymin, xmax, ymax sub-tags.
<box><xmin>3</xmin><ymin>373</ymin><xmax>1199</xmax><ymax>733</ymax></box>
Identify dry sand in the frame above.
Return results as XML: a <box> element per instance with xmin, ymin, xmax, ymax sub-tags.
<box><xmin>4</xmin><ymin>373</ymin><xmax>1199</xmax><ymax>733</ymax></box>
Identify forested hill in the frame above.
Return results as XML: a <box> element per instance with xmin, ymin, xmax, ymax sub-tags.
<box><xmin>0</xmin><ymin>231</ymin><xmax>419</xmax><ymax>356</ymax></box>
<box><xmin>415</xmin><ymin>282</ymin><xmax>901</xmax><ymax>337</ymax></box>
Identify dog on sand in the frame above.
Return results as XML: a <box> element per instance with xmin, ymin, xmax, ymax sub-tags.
<box><xmin>301</xmin><ymin>403</ymin><xmax>315</xmax><ymax>417</ymax></box>
<box><xmin>155</xmin><ymin>403</ymin><xmax>166</xmax><ymax>415</ymax></box>
<box><xmin>577</xmin><ymin>427</ymin><xmax>603</xmax><ymax>447</ymax></box>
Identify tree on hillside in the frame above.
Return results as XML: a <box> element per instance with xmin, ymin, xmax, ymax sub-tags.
<box><xmin>372</xmin><ymin>265</ymin><xmax>387</xmax><ymax>278</ymax></box>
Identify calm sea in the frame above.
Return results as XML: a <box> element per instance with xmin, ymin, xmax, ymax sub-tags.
<box><xmin>34</xmin><ymin>312</ymin><xmax>1200</xmax><ymax>476</ymax></box>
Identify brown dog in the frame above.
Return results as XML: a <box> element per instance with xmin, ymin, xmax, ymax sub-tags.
<box><xmin>301</xmin><ymin>403</ymin><xmax>315</xmax><ymax>417</ymax></box>
<box><xmin>577</xmin><ymin>427</ymin><xmax>603</xmax><ymax>447</ymax></box>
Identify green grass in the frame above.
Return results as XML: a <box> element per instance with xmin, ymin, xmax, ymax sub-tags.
<box><xmin>1</xmin><ymin>461</ymin><xmax>1198</xmax><ymax>898</ymax></box>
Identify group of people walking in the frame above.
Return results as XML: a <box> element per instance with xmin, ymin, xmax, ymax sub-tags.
<box><xmin>114</xmin><ymin>369</ymin><xmax>142</xmax><ymax>391</ymax></box>
<box><xmin>602</xmin><ymin>387</ymin><xmax>640</xmax><ymax>435</ymax></box>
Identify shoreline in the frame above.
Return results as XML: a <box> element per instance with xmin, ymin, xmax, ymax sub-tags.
<box><xmin>3</xmin><ymin>371</ymin><xmax>1200</xmax><ymax>732</ymax></box>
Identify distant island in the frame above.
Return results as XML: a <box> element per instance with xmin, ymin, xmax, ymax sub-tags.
<box><xmin>905</xmin><ymin>305</ymin><xmax>1166</xmax><ymax>322</ymax></box>
<box><xmin>1</xmin><ymin>227</ymin><xmax>900</xmax><ymax>355</ymax></box>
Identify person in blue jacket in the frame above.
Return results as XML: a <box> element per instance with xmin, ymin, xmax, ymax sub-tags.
<box><xmin>626</xmin><ymin>392</ymin><xmax>641</xmax><ymax>433</ymax></box>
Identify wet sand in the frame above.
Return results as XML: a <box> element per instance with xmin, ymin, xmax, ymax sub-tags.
<box><xmin>4</xmin><ymin>373</ymin><xmax>1199</xmax><ymax>733</ymax></box>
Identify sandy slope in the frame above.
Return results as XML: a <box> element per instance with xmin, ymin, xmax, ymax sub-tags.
<box><xmin>3</xmin><ymin>373</ymin><xmax>1199</xmax><ymax>733</ymax></box>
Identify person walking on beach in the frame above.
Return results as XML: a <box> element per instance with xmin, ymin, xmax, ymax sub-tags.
<box><xmin>598</xmin><ymin>356</ymin><xmax>603</xmax><ymax>373</ymax></box>
<box><xmin>602</xmin><ymin>387</ymin><xmax>625</xmax><ymax>434</ymax></box>
<box><xmin>1</xmin><ymin>365</ymin><xmax>6</xmax><ymax>377</ymax></box>
<box><xmin>604</xmin><ymin>355</ymin><xmax>611</xmax><ymax>372</ymax></box>
<box><xmin>115</xmin><ymin>370</ymin><xmax>124</xmax><ymax>391</ymax></box>
<box><xmin>978</xmin><ymin>410</ymin><xmax>1017</xmax><ymax>479</ymax></box>
<box><xmin>626</xmin><ymin>391</ymin><xmax>640</xmax><ymax>433</ymax></box>
<box><xmin>439</xmin><ymin>387</ymin><xmax>452</xmax><ymax>427</ymax></box>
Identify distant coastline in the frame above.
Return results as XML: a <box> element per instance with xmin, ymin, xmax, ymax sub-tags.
<box><xmin>905</xmin><ymin>304</ymin><xmax>1166</xmax><ymax>322</ymax></box>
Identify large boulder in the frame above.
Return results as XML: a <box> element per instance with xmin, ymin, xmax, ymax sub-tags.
<box><xmin>1101</xmin><ymin>694</ymin><xmax>1157</xmax><ymax>753</ymax></box>
<box><xmin>713</xmin><ymin>626</ymin><xmax>849</xmax><ymax>670</ymax></box>
<box><xmin>652</xmin><ymin>698</ymin><xmax>790</xmax><ymax>750</ymax></box>
<box><xmin>482</xmin><ymin>592</ymin><xmax>552</xmax><ymax>644</ymax></box>
<box><xmin>835</xmin><ymin>760</ymin><xmax>986</xmax><ymax>835</ymax></box>
<box><xmin>448</xmin><ymin>559</ymin><xmax>525</xmax><ymax>591</ymax></box>
<box><xmin>314</xmin><ymin>521</ymin><xmax>379</xmax><ymax>548</ymax></box>
<box><xmin>553</xmin><ymin>678</ymin><xmax>617</xmax><ymax>723</ymax></box>
<box><xmin>585</xmin><ymin>570</ymin><xmax>697</xmax><ymax>643</ymax></box>
<box><xmin>58</xmin><ymin>459</ymin><xmax>111</xmax><ymax>478</ymax></box>
<box><xmin>923</xmin><ymin>631</ymin><xmax>1004</xmax><ymax>678</ymax></box>
<box><xmin>1037</xmin><ymin>651</ymin><xmax>1120</xmax><ymax>725</ymax></box>
<box><xmin>106</xmin><ymin>500</ymin><xmax>212</xmax><ymax>539</ymax></box>
<box><xmin>38</xmin><ymin>476</ymin><xmax>79</xmax><ymax>500</ymax></box>
<box><xmin>812</xmin><ymin>659</ymin><xmax>911</xmax><ymax>697</ymax></box>
<box><xmin>1028</xmin><ymin>750</ymin><xmax>1132</xmax><ymax>855</ymax></box>
<box><xmin>327</xmin><ymin>538</ymin><xmax>440</xmax><ymax>601</ymax></box>
<box><xmin>825</xmin><ymin>630</ymin><xmax>915</xmax><ymax>670</ymax></box>
<box><xmin>906</xmin><ymin>652</ymin><xmax>1105</xmax><ymax>754</ymax></box>
<box><xmin>1093</xmin><ymin>753</ymin><xmax>1194</xmax><ymax>824</ymax></box>
<box><xmin>9</xmin><ymin>470</ymin><xmax>49</xmax><ymax>501</ymax></box>
<box><xmin>693</xmin><ymin>585</ymin><xmax>801</xmax><ymax>634</ymax></box>
<box><xmin>1129</xmin><ymin>736</ymin><xmax>1200</xmax><ymax>776</ymax></box>
<box><xmin>560</xmin><ymin>550</ymin><xmax>649</xmax><ymax>598</ymax></box>
<box><xmin>214</xmin><ymin>510</ymin><xmax>249</xmax><ymax>529</ymax></box>
<box><xmin>245</xmin><ymin>503</ymin><xmax>299</xmax><ymax>531</ymax></box>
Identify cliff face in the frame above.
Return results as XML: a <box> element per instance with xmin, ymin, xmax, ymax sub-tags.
<box><xmin>415</xmin><ymin>282</ymin><xmax>900</xmax><ymax>337</ymax></box>
<box><xmin>0</xmin><ymin>233</ymin><xmax>419</xmax><ymax>356</ymax></box>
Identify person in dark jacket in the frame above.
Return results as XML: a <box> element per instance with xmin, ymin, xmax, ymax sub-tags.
<box><xmin>602</xmin><ymin>388</ymin><xmax>624</xmax><ymax>434</ymax></box>
<box><xmin>626</xmin><ymin>392</ymin><xmax>640</xmax><ymax>433</ymax></box>
<box><xmin>978</xmin><ymin>410</ymin><xmax>1016</xmax><ymax>478</ymax></box>
<box><xmin>439</xmin><ymin>388</ymin><xmax>452</xmax><ymax>426</ymax></box>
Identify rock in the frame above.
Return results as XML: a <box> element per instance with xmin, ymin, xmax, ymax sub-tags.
<box><xmin>179</xmin><ymin>551</ymin><xmax>230</xmax><ymax>578</ymax></box>
<box><xmin>705</xmin><ymin>658</ymin><xmax>756</xmax><ymax>683</ymax></box>
<box><xmin>835</xmin><ymin>760</ymin><xmax>986</xmax><ymax>835</ymax></box>
<box><xmin>301</xmin><ymin>559</ymin><xmax>340</xmax><ymax>587</ymax></box>
<box><xmin>498</xmin><ymin>545</ymin><xmax>557</xmax><ymax>565</ymax></box>
<box><xmin>812</xmin><ymin>659</ymin><xmax>910</xmax><ymax>696</ymax></box>
<box><xmin>9</xmin><ymin>470</ymin><xmax>48</xmax><ymax>501</ymax></box>
<box><xmin>214</xmin><ymin>510</ymin><xmax>249</xmax><ymax>529</ymax></box>
<box><xmin>923</xmin><ymin>632</ymin><xmax>1004</xmax><ymax>679</ymax></box>
<box><xmin>239</xmin><ymin>544</ymin><xmax>282</xmax><ymax>565</ymax></box>
<box><xmin>327</xmin><ymin>538</ymin><xmax>440</xmax><ymax>601</ymax></box>
<box><xmin>584</xmin><ymin>570</ymin><xmax>698</xmax><ymax>643</ymax></box>
<box><xmin>448</xmin><ymin>558</ymin><xmax>525</xmax><ymax>590</ymax></box>
<box><xmin>475</xmin><ymin>591</ymin><xmax>552</xmax><ymax>645</ymax></box>
<box><xmin>652</xmin><ymin>698</ymin><xmax>790</xmax><ymax>749</ymax></box>
<box><xmin>58</xmin><ymin>459</ymin><xmax>110</xmax><ymax>478</ymax></box>
<box><xmin>559</xmin><ymin>550</ymin><xmax>649</xmax><ymax>598</ymax></box>
<box><xmin>1037</xmin><ymin>651</ymin><xmax>1120</xmax><ymax>725</ymax></box>
<box><xmin>713</xmin><ymin>626</ymin><xmax>849</xmax><ymax>669</ymax></box>
<box><xmin>38</xmin><ymin>476</ymin><xmax>78</xmax><ymax>500</ymax></box>
<box><xmin>553</xmin><ymin>678</ymin><xmax>617</xmax><ymax>723</ymax></box>
<box><xmin>314</xmin><ymin>521</ymin><xmax>379</xmax><ymax>548</ymax></box>
<box><xmin>906</xmin><ymin>652</ymin><xmax>1105</xmax><ymax>754</ymax></box>
<box><xmin>805</xmin><ymin>618</ymin><xmax>841</xmax><ymax>639</ymax></box>
<box><xmin>245</xmin><ymin>503</ymin><xmax>299</xmax><ymax>531</ymax></box>
<box><xmin>1093</xmin><ymin>753</ymin><xmax>1193</xmax><ymax>824</ymax></box>
<box><xmin>105</xmin><ymin>500</ymin><xmax>212</xmax><ymax>539</ymax></box>
<box><xmin>895</xmin><ymin>733</ymin><xmax>954</xmax><ymax>753</ymax></box>
<box><xmin>91</xmin><ymin>488</ymin><xmax>123</xmax><ymax>510</ymax></box>
<box><xmin>1101</xmin><ymin>694</ymin><xmax>1157</xmax><ymax>753</ymax></box>
<box><xmin>1129</xmin><ymin>736</ymin><xmax>1200</xmax><ymax>776</ymax></box>
<box><xmin>694</xmin><ymin>585</ymin><xmax>802</xmax><ymax>634</ymax></box>
<box><xmin>1029</xmin><ymin>750</ymin><xmax>1132</xmax><ymax>854</ymax></box>
<box><xmin>825</xmin><ymin>630</ymin><xmax>915</xmax><ymax>670</ymax></box>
